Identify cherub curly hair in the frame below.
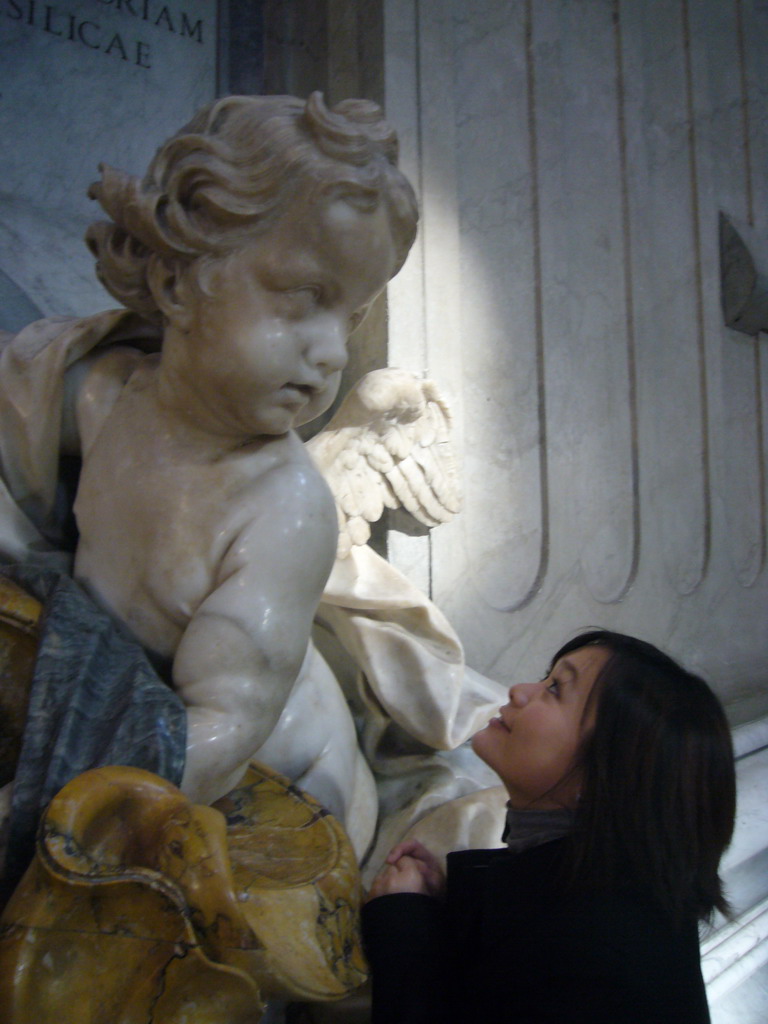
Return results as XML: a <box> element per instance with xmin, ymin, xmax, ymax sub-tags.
<box><xmin>86</xmin><ymin>92</ymin><xmax>418</xmax><ymax>323</ymax></box>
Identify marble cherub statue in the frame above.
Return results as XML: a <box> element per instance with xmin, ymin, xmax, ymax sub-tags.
<box><xmin>67</xmin><ymin>93</ymin><xmax>420</xmax><ymax>837</ymax></box>
<box><xmin>0</xmin><ymin>93</ymin><xmax>508</xmax><ymax>870</ymax></box>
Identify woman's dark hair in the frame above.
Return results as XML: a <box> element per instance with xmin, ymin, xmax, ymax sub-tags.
<box><xmin>555</xmin><ymin>630</ymin><xmax>736</xmax><ymax>924</ymax></box>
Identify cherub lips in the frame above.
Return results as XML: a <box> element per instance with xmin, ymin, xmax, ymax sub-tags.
<box><xmin>281</xmin><ymin>382</ymin><xmax>321</xmax><ymax>401</ymax></box>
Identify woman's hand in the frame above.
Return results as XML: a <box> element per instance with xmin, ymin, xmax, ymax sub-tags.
<box><xmin>366</xmin><ymin>839</ymin><xmax>446</xmax><ymax>901</ymax></box>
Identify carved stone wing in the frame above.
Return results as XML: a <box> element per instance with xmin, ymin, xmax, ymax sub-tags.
<box><xmin>306</xmin><ymin>368</ymin><xmax>461</xmax><ymax>558</ymax></box>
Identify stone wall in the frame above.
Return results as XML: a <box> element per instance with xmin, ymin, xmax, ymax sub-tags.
<box><xmin>384</xmin><ymin>0</ymin><xmax>768</xmax><ymax>721</ymax></box>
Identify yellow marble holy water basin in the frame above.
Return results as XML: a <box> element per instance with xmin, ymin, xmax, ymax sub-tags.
<box><xmin>0</xmin><ymin>761</ymin><xmax>367</xmax><ymax>1023</ymax></box>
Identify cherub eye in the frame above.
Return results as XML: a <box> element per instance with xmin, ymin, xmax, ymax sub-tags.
<box><xmin>275</xmin><ymin>285</ymin><xmax>321</xmax><ymax>319</ymax></box>
<box><xmin>348</xmin><ymin>307</ymin><xmax>368</xmax><ymax>333</ymax></box>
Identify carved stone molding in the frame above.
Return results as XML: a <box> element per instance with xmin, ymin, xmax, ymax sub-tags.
<box><xmin>720</xmin><ymin>212</ymin><xmax>768</xmax><ymax>336</ymax></box>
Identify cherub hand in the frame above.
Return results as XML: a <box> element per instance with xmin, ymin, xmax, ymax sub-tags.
<box><xmin>366</xmin><ymin>839</ymin><xmax>446</xmax><ymax>901</ymax></box>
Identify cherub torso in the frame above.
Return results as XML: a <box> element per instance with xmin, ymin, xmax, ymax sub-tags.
<box><xmin>73</xmin><ymin>355</ymin><xmax>328</xmax><ymax>659</ymax></box>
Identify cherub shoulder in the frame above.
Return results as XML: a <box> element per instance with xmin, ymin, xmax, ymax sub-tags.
<box><xmin>223</xmin><ymin>434</ymin><xmax>338</xmax><ymax>551</ymax></box>
<box><xmin>210</xmin><ymin>435</ymin><xmax>339</xmax><ymax>600</ymax></box>
<box><xmin>64</xmin><ymin>345</ymin><xmax>147</xmax><ymax>456</ymax></box>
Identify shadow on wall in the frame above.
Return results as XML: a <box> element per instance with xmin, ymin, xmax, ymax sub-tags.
<box><xmin>0</xmin><ymin>270</ymin><xmax>42</xmax><ymax>335</ymax></box>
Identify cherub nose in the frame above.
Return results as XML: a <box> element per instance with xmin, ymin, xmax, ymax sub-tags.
<box><xmin>306</xmin><ymin>317</ymin><xmax>348</xmax><ymax>374</ymax></box>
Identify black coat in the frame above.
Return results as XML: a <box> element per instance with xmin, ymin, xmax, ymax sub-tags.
<box><xmin>362</xmin><ymin>839</ymin><xmax>711</xmax><ymax>1023</ymax></box>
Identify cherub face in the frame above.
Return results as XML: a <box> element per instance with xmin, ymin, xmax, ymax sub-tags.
<box><xmin>162</xmin><ymin>195</ymin><xmax>399</xmax><ymax>437</ymax></box>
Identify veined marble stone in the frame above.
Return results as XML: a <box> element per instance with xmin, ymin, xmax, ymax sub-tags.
<box><xmin>0</xmin><ymin>762</ymin><xmax>367</xmax><ymax>1022</ymax></box>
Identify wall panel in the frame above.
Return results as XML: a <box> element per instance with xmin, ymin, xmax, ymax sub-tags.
<box><xmin>689</xmin><ymin>0</ymin><xmax>765</xmax><ymax>587</ymax></box>
<box><xmin>621</xmin><ymin>0</ymin><xmax>711</xmax><ymax>595</ymax></box>
<box><xmin>533</xmin><ymin>0</ymin><xmax>638</xmax><ymax>605</ymax></box>
<box><xmin>384</xmin><ymin>0</ymin><xmax>768</xmax><ymax>702</ymax></box>
<box><xmin>451</xmin><ymin>0</ymin><xmax>546</xmax><ymax>612</ymax></box>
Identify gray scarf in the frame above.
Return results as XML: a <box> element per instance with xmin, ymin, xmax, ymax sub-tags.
<box><xmin>502</xmin><ymin>804</ymin><xmax>575</xmax><ymax>854</ymax></box>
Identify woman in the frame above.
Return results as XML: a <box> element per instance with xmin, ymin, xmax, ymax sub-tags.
<box><xmin>362</xmin><ymin>630</ymin><xmax>736</xmax><ymax>1023</ymax></box>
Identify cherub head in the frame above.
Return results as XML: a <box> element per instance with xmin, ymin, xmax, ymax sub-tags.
<box><xmin>85</xmin><ymin>93</ymin><xmax>418</xmax><ymax>434</ymax></box>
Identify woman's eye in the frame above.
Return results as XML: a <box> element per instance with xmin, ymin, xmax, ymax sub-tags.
<box><xmin>546</xmin><ymin>679</ymin><xmax>560</xmax><ymax>697</ymax></box>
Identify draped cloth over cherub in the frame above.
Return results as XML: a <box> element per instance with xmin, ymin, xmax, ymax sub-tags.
<box><xmin>0</xmin><ymin>312</ymin><xmax>187</xmax><ymax>888</ymax></box>
<box><xmin>0</xmin><ymin>312</ymin><xmax>506</xmax><ymax>874</ymax></box>
<box><xmin>0</xmin><ymin>310</ymin><xmax>161</xmax><ymax>565</ymax></box>
<box><xmin>317</xmin><ymin>548</ymin><xmax>505</xmax><ymax>875</ymax></box>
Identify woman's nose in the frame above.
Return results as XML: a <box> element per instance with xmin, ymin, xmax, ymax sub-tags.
<box><xmin>508</xmin><ymin>681</ymin><xmax>541</xmax><ymax>707</ymax></box>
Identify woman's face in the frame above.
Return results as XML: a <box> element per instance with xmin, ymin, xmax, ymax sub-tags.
<box><xmin>472</xmin><ymin>645</ymin><xmax>610</xmax><ymax>809</ymax></box>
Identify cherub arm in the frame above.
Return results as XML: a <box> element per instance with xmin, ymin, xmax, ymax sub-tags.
<box><xmin>173</xmin><ymin>457</ymin><xmax>338</xmax><ymax>805</ymax></box>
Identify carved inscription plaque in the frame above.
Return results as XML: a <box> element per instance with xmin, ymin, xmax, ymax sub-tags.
<box><xmin>0</xmin><ymin>0</ymin><xmax>217</xmax><ymax>320</ymax></box>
